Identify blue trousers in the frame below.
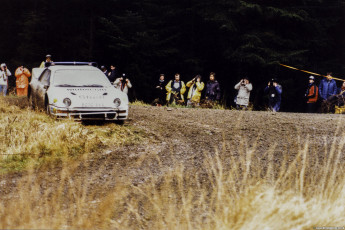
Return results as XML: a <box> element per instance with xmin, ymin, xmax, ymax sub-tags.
<box><xmin>0</xmin><ymin>85</ymin><xmax>7</xmax><ymax>96</ymax></box>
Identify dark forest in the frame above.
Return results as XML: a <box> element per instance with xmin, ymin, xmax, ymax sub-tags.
<box><xmin>1</xmin><ymin>0</ymin><xmax>344</xmax><ymax>112</ymax></box>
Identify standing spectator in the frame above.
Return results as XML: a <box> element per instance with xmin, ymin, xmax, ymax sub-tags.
<box><xmin>264</xmin><ymin>78</ymin><xmax>282</xmax><ymax>112</ymax></box>
<box><xmin>165</xmin><ymin>73</ymin><xmax>186</xmax><ymax>105</ymax></box>
<box><xmin>205</xmin><ymin>72</ymin><xmax>221</xmax><ymax>102</ymax></box>
<box><xmin>101</xmin><ymin>66</ymin><xmax>108</xmax><ymax>77</ymax></box>
<box><xmin>40</xmin><ymin>54</ymin><xmax>53</xmax><ymax>68</ymax></box>
<box><xmin>319</xmin><ymin>72</ymin><xmax>337</xmax><ymax>113</ymax></box>
<box><xmin>234</xmin><ymin>77</ymin><xmax>253</xmax><ymax>110</ymax></box>
<box><xmin>319</xmin><ymin>72</ymin><xmax>337</xmax><ymax>101</ymax></box>
<box><xmin>15</xmin><ymin>66</ymin><xmax>31</xmax><ymax>96</ymax></box>
<box><xmin>107</xmin><ymin>65</ymin><xmax>117</xmax><ymax>84</ymax></box>
<box><xmin>305</xmin><ymin>76</ymin><xmax>318</xmax><ymax>113</ymax></box>
<box><xmin>186</xmin><ymin>75</ymin><xmax>204</xmax><ymax>106</ymax></box>
<box><xmin>114</xmin><ymin>73</ymin><xmax>132</xmax><ymax>94</ymax></box>
<box><xmin>153</xmin><ymin>74</ymin><xmax>166</xmax><ymax>106</ymax></box>
<box><xmin>0</xmin><ymin>63</ymin><xmax>11</xmax><ymax>96</ymax></box>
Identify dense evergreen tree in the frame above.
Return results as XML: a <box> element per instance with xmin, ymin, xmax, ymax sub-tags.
<box><xmin>1</xmin><ymin>0</ymin><xmax>344</xmax><ymax>111</ymax></box>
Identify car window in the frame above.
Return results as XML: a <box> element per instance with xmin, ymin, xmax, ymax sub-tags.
<box><xmin>39</xmin><ymin>70</ymin><xmax>51</xmax><ymax>86</ymax></box>
<box><xmin>53</xmin><ymin>69</ymin><xmax>112</xmax><ymax>87</ymax></box>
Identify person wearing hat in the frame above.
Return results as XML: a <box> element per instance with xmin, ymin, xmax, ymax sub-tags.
<box><xmin>305</xmin><ymin>75</ymin><xmax>319</xmax><ymax>113</ymax></box>
<box><xmin>264</xmin><ymin>78</ymin><xmax>282</xmax><ymax>112</ymax></box>
<box><xmin>15</xmin><ymin>66</ymin><xmax>31</xmax><ymax>96</ymax></box>
<box><xmin>234</xmin><ymin>77</ymin><xmax>253</xmax><ymax>110</ymax></box>
<box><xmin>39</xmin><ymin>54</ymin><xmax>53</xmax><ymax>68</ymax></box>
<box><xmin>0</xmin><ymin>63</ymin><xmax>11</xmax><ymax>96</ymax></box>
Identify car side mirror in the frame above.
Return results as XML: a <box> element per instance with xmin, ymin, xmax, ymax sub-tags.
<box><xmin>43</xmin><ymin>85</ymin><xmax>49</xmax><ymax>90</ymax></box>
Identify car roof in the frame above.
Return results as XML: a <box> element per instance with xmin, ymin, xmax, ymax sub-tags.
<box><xmin>47</xmin><ymin>65</ymin><xmax>100</xmax><ymax>71</ymax></box>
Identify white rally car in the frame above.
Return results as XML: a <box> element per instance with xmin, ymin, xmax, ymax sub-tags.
<box><xmin>28</xmin><ymin>62</ymin><xmax>128</xmax><ymax>121</ymax></box>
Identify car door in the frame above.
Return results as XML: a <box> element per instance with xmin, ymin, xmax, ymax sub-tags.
<box><xmin>36</xmin><ymin>69</ymin><xmax>51</xmax><ymax>108</ymax></box>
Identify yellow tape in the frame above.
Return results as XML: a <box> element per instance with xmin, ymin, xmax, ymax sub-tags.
<box><xmin>279</xmin><ymin>63</ymin><xmax>345</xmax><ymax>82</ymax></box>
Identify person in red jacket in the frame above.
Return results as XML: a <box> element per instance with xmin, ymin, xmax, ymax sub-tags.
<box><xmin>305</xmin><ymin>76</ymin><xmax>318</xmax><ymax>113</ymax></box>
<box><xmin>15</xmin><ymin>66</ymin><xmax>31</xmax><ymax>96</ymax></box>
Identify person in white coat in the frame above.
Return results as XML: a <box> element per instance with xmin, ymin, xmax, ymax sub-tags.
<box><xmin>234</xmin><ymin>77</ymin><xmax>253</xmax><ymax>110</ymax></box>
<box><xmin>0</xmin><ymin>63</ymin><xmax>11</xmax><ymax>96</ymax></box>
<box><xmin>114</xmin><ymin>73</ymin><xmax>132</xmax><ymax>94</ymax></box>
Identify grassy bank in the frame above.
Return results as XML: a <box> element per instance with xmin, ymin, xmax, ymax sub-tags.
<box><xmin>1</xmin><ymin>127</ymin><xmax>344</xmax><ymax>229</ymax></box>
<box><xmin>0</xmin><ymin>97</ymin><xmax>143</xmax><ymax>173</ymax></box>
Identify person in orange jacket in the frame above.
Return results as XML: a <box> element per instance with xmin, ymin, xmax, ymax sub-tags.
<box><xmin>15</xmin><ymin>66</ymin><xmax>31</xmax><ymax>96</ymax></box>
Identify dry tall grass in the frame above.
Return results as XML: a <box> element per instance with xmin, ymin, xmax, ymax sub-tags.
<box><xmin>0</xmin><ymin>97</ymin><xmax>344</xmax><ymax>229</ymax></box>
<box><xmin>0</xmin><ymin>97</ymin><xmax>142</xmax><ymax>172</ymax></box>
<box><xmin>1</xmin><ymin>135</ymin><xmax>344</xmax><ymax>229</ymax></box>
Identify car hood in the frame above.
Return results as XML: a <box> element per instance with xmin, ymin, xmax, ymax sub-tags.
<box><xmin>48</xmin><ymin>86</ymin><xmax>128</xmax><ymax>108</ymax></box>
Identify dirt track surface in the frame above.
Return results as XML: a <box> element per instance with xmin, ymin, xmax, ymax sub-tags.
<box><xmin>90</xmin><ymin>105</ymin><xmax>345</xmax><ymax>187</ymax></box>
<box><xmin>1</xmin><ymin>105</ymin><xmax>345</xmax><ymax>199</ymax></box>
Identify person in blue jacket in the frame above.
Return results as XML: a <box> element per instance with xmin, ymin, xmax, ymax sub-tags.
<box><xmin>319</xmin><ymin>73</ymin><xmax>337</xmax><ymax>101</ymax></box>
<box><xmin>264</xmin><ymin>78</ymin><xmax>282</xmax><ymax>112</ymax></box>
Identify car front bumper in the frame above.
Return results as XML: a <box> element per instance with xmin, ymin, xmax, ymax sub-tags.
<box><xmin>49</xmin><ymin>105</ymin><xmax>128</xmax><ymax>120</ymax></box>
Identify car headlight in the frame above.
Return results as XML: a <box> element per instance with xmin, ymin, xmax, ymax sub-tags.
<box><xmin>63</xmin><ymin>98</ymin><xmax>72</xmax><ymax>107</ymax></box>
<box><xmin>113</xmin><ymin>98</ymin><xmax>121</xmax><ymax>107</ymax></box>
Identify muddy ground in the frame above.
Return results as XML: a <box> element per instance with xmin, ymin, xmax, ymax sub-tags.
<box><xmin>1</xmin><ymin>104</ymin><xmax>345</xmax><ymax>210</ymax></box>
<box><xmin>82</xmin><ymin>105</ymin><xmax>345</xmax><ymax>191</ymax></box>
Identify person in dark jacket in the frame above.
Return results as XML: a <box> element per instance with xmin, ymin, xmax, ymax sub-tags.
<box><xmin>153</xmin><ymin>74</ymin><xmax>166</xmax><ymax>106</ymax></box>
<box><xmin>305</xmin><ymin>76</ymin><xmax>318</xmax><ymax>113</ymax></box>
<box><xmin>319</xmin><ymin>73</ymin><xmax>338</xmax><ymax>113</ymax></box>
<box><xmin>205</xmin><ymin>72</ymin><xmax>221</xmax><ymax>102</ymax></box>
<box><xmin>319</xmin><ymin>73</ymin><xmax>337</xmax><ymax>101</ymax></box>
<box><xmin>264</xmin><ymin>78</ymin><xmax>282</xmax><ymax>112</ymax></box>
<box><xmin>107</xmin><ymin>65</ymin><xmax>117</xmax><ymax>84</ymax></box>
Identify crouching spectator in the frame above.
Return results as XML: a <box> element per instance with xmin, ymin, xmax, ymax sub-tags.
<box><xmin>234</xmin><ymin>77</ymin><xmax>252</xmax><ymax>110</ymax></box>
<box><xmin>186</xmin><ymin>75</ymin><xmax>204</xmax><ymax>106</ymax></box>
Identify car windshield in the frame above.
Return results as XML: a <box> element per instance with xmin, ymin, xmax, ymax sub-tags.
<box><xmin>53</xmin><ymin>69</ymin><xmax>111</xmax><ymax>87</ymax></box>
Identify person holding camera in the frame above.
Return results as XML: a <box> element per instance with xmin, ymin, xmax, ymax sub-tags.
<box><xmin>264</xmin><ymin>78</ymin><xmax>282</xmax><ymax>112</ymax></box>
<box><xmin>114</xmin><ymin>73</ymin><xmax>132</xmax><ymax>94</ymax></box>
<box><xmin>0</xmin><ymin>63</ymin><xmax>11</xmax><ymax>96</ymax></box>
<box><xmin>15</xmin><ymin>66</ymin><xmax>31</xmax><ymax>96</ymax></box>
<box><xmin>165</xmin><ymin>73</ymin><xmax>186</xmax><ymax>105</ymax></box>
<box><xmin>234</xmin><ymin>77</ymin><xmax>252</xmax><ymax>110</ymax></box>
<box><xmin>186</xmin><ymin>74</ymin><xmax>204</xmax><ymax>106</ymax></box>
